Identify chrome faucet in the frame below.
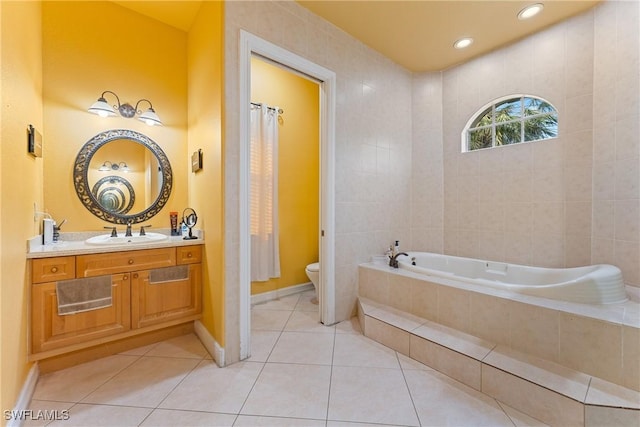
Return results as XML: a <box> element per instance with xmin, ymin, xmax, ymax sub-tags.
<box><xmin>389</xmin><ymin>252</ymin><xmax>408</xmax><ymax>268</ymax></box>
<box><xmin>125</xmin><ymin>221</ymin><xmax>133</xmax><ymax>237</ymax></box>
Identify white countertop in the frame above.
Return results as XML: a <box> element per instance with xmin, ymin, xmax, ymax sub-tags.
<box><xmin>27</xmin><ymin>229</ymin><xmax>204</xmax><ymax>259</ymax></box>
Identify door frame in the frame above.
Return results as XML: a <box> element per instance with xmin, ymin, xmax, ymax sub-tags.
<box><xmin>238</xmin><ymin>31</ymin><xmax>336</xmax><ymax>360</ymax></box>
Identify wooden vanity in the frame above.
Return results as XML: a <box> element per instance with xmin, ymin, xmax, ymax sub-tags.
<box><xmin>28</xmin><ymin>243</ymin><xmax>202</xmax><ymax>362</ymax></box>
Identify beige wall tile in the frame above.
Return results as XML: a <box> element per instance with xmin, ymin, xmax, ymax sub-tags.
<box><xmin>388</xmin><ymin>275</ymin><xmax>412</xmax><ymax>313</ymax></box>
<box><xmin>365</xmin><ymin>316</ymin><xmax>410</xmax><ymax>356</ymax></box>
<box><xmin>482</xmin><ymin>365</ymin><xmax>584</xmax><ymax>426</ymax></box>
<box><xmin>469</xmin><ymin>293</ymin><xmax>510</xmax><ymax>346</ymax></box>
<box><xmin>437</xmin><ymin>285</ymin><xmax>470</xmax><ymax>332</ymax></box>
<box><xmin>623</xmin><ymin>325</ymin><xmax>640</xmax><ymax>391</ymax></box>
<box><xmin>410</xmin><ymin>278</ymin><xmax>438</xmax><ymax>321</ymax></box>
<box><xmin>585</xmin><ymin>406</ymin><xmax>640</xmax><ymax>427</ymax></box>
<box><xmin>509</xmin><ymin>302</ymin><xmax>559</xmax><ymax>362</ymax></box>
<box><xmin>410</xmin><ymin>335</ymin><xmax>482</xmax><ymax>390</ymax></box>
<box><xmin>559</xmin><ymin>313</ymin><xmax>623</xmax><ymax>384</ymax></box>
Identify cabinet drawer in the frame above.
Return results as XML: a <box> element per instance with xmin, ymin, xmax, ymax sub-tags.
<box><xmin>77</xmin><ymin>248</ymin><xmax>176</xmax><ymax>277</ymax></box>
<box><xmin>177</xmin><ymin>245</ymin><xmax>202</xmax><ymax>265</ymax></box>
<box><xmin>32</xmin><ymin>257</ymin><xmax>76</xmax><ymax>284</ymax></box>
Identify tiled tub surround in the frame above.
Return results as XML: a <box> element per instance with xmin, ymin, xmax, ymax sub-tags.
<box><xmin>358</xmin><ymin>263</ymin><xmax>640</xmax><ymax>425</ymax></box>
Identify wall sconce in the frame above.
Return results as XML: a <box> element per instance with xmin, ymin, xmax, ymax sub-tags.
<box><xmin>98</xmin><ymin>161</ymin><xmax>130</xmax><ymax>172</ymax></box>
<box><xmin>88</xmin><ymin>90</ymin><xmax>163</xmax><ymax>126</ymax></box>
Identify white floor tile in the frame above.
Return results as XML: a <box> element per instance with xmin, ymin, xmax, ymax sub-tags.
<box><xmin>248</xmin><ymin>330</ymin><xmax>281</xmax><ymax>362</ymax></box>
<box><xmin>497</xmin><ymin>401</ymin><xmax>550</xmax><ymax>426</ymax></box>
<box><xmin>144</xmin><ymin>333</ymin><xmax>209</xmax><ymax>359</ymax></box>
<box><xmin>241</xmin><ymin>363</ymin><xmax>331</xmax><ymax>419</ymax></box>
<box><xmin>284</xmin><ymin>310</ymin><xmax>332</xmax><ymax>334</ymax></box>
<box><xmin>21</xmin><ymin>400</ymin><xmax>74</xmax><ymax>427</ymax></box>
<box><xmin>32</xmin><ymin>355</ymin><xmax>139</xmax><ymax>403</ymax></box>
<box><xmin>405</xmin><ymin>369</ymin><xmax>515</xmax><ymax>426</ymax></box>
<box><xmin>234</xmin><ymin>415</ymin><xmax>325</xmax><ymax>426</ymax></box>
<box><xmin>251</xmin><ymin>309</ymin><xmax>292</xmax><ymax>331</ymax></box>
<box><xmin>140</xmin><ymin>408</ymin><xmax>236</xmax><ymax>426</ymax></box>
<box><xmin>47</xmin><ymin>403</ymin><xmax>151</xmax><ymax>427</ymax></box>
<box><xmin>252</xmin><ymin>294</ymin><xmax>300</xmax><ymax>311</ymax></box>
<box><xmin>332</xmin><ymin>333</ymin><xmax>400</xmax><ymax>369</ymax></box>
<box><xmin>81</xmin><ymin>356</ymin><xmax>199</xmax><ymax>408</ymax></box>
<box><xmin>328</xmin><ymin>366</ymin><xmax>420</xmax><ymax>426</ymax></box>
<box><xmin>335</xmin><ymin>318</ymin><xmax>362</xmax><ymax>334</ymax></box>
<box><xmin>267</xmin><ymin>331</ymin><xmax>335</xmax><ymax>365</ymax></box>
<box><xmin>159</xmin><ymin>360</ymin><xmax>263</xmax><ymax>414</ymax></box>
<box><xmin>294</xmin><ymin>290</ymin><xmax>319</xmax><ymax>312</ymax></box>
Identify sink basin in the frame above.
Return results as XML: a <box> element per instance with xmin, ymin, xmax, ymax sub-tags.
<box><xmin>85</xmin><ymin>232</ymin><xmax>168</xmax><ymax>246</ymax></box>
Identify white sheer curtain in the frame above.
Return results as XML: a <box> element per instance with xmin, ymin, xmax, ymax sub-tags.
<box><xmin>250</xmin><ymin>103</ymin><xmax>281</xmax><ymax>281</ymax></box>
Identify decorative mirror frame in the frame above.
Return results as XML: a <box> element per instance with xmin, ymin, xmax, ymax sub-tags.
<box><xmin>74</xmin><ymin>129</ymin><xmax>172</xmax><ymax>224</ymax></box>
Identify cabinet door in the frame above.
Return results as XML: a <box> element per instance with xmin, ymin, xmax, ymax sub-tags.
<box><xmin>131</xmin><ymin>264</ymin><xmax>202</xmax><ymax>329</ymax></box>
<box><xmin>31</xmin><ymin>274</ymin><xmax>131</xmax><ymax>354</ymax></box>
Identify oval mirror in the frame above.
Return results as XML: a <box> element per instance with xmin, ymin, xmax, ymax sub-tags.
<box><xmin>74</xmin><ymin>129</ymin><xmax>172</xmax><ymax>224</ymax></box>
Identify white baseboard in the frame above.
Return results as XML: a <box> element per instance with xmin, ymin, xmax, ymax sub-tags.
<box><xmin>251</xmin><ymin>282</ymin><xmax>314</xmax><ymax>306</ymax></box>
<box><xmin>194</xmin><ymin>320</ymin><xmax>225</xmax><ymax>367</ymax></box>
<box><xmin>7</xmin><ymin>363</ymin><xmax>40</xmax><ymax>427</ymax></box>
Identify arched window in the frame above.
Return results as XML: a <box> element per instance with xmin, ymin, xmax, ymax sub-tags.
<box><xmin>462</xmin><ymin>95</ymin><xmax>558</xmax><ymax>152</ymax></box>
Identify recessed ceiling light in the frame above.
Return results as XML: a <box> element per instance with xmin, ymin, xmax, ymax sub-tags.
<box><xmin>518</xmin><ymin>3</ymin><xmax>544</xmax><ymax>20</ymax></box>
<box><xmin>454</xmin><ymin>38</ymin><xmax>474</xmax><ymax>49</ymax></box>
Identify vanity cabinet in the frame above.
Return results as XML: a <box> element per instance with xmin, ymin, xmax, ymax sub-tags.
<box><xmin>29</xmin><ymin>245</ymin><xmax>202</xmax><ymax>360</ymax></box>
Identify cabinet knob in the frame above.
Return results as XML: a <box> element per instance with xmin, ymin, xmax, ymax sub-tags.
<box><xmin>133</xmin><ymin>273</ymin><xmax>139</xmax><ymax>279</ymax></box>
<box><xmin>50</xmin><ymin>266</ymin><xmax>58</xmax><ymax>273</ymax></box>
<box><xmin>123</xmin><ymin>275</ymin><xmax>128</xmax><ymax>281</ymax></box>
<box><xmin>128</xmin><ymin>259</ymin><xmax>134</xmax><ymax>265</ymax></box>
<box><xmin>187</xmin><ymin>252</ymin><xmax>193</xmax><ymax>258</ymax></box>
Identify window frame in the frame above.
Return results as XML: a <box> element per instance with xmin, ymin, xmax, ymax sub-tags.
<box><xmin>461</xmin><ymin>94</ymin><xmax>558</xmax><ymax>152</ymax></box>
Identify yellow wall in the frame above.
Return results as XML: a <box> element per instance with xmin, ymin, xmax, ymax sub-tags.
<box><xmin>42</xmin><ymin>1</ymin><xmax>188</xmax><ymax>232</ymax></box>
<box><xmin>250</xmin><ymin>58</ymin><xmax>320</xmax><ymax>295</ymax></box>
<box><xmin>187</xmin><ymin>2</ymin><xmax>225</xmax><ymax>346</ymax></box>
<box><xmin>1</xmin><ymin>0</ymin><xmax>43</xmax><ymax>419</ymax></box>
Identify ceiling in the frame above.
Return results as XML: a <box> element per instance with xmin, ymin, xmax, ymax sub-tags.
<box><xmin>112</xmin><ymin>0</ymin><xmax>601</xmax><ymax>72</ymax></box>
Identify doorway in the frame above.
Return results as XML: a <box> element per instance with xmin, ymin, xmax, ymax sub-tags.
<box><xmin>238</xmin><ymin>31</ymin><xmax>337</xmax><ymax>360</ymax></box>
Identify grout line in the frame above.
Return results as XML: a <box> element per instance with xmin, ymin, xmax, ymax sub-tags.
<box><xmin>235</xmin><ymin>302</ymin><xmax>297</xmax><ymax>417</ymax></box>
<box><xmin>396</xmin><ymin>351</ymin><xmax>423</xmax><ymax>427</ymax></box>
<box><xmin>324</xmin><ymin>320</ymin><xmax>337</xmax><ymax>423</ymax></box>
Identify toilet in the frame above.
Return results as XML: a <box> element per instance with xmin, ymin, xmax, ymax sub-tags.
<box><xmin>305</xmin><ymin>262</ymin><xmax>320</xmax><ymax>304</ymax></box>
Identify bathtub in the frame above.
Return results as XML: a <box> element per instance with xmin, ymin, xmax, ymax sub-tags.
<box><xmin>396</xmin><ymin>252</ymin><xmax>628</xmax><ymax>304</ymax></box>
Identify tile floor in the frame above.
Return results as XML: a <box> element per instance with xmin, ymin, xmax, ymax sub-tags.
<box><xmin>27</xmin><ymin>290</ymin><xmax>548</xmax><ymax>426</ymax></box>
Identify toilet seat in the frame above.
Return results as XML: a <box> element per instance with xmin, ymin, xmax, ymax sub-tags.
<box><xmin>306</xmin><ymin>262</ymin><xmax>319</xmax><ymax>272</ymax></box>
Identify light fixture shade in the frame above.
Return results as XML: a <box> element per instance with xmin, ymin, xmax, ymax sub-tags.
<box><xmin>138</xmin><ymin>108</ymin><xmax>163</xmax><ymax>126</ymax></box>
<box><xmin>88</xmin><ymin>97</ymin><xmax>117</xmax><ymax>117</ymax></box>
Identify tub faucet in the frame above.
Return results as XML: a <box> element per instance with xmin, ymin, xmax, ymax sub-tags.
<box><xmin>389</xmin><ymin>252</ymin><xmax>408</xmax><ymax>268</ymax></box>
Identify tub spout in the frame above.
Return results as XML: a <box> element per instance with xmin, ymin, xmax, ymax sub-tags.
<box><xmin>389</xmin><ymin>252</ymin><xmax>408</xmax><ymax>268</ymax></box>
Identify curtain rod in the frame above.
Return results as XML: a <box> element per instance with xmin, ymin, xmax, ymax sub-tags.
<box><xmin>250</xmin><ymin>102</ymin><xmax>284</xmax><ymax>115</ymax></box>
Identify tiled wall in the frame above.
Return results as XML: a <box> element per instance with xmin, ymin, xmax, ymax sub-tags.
<box><xmin>411</xmin><ymin>73</ymin><xmax>444</xmax><ymax>253</ymax></box>
<box><xmin>591</xmin><ymin>1</ymin><xmax>640</xmax><ymax>286</ymax></box>
<box><xmin>412</xmin><ymin>1</ymin><xmax>639</xmax><ymax>286</ymax></box>
<box><xmin>223</xmin><ymin>0</ymin><xmax>413</xmax><ymax>355</ymax></box>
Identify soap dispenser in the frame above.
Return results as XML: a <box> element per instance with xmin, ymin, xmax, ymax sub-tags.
<box><xmin>43</xmin><ymin>219</ymin><xmax>54</xmax><ymax>245</ymax></box>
